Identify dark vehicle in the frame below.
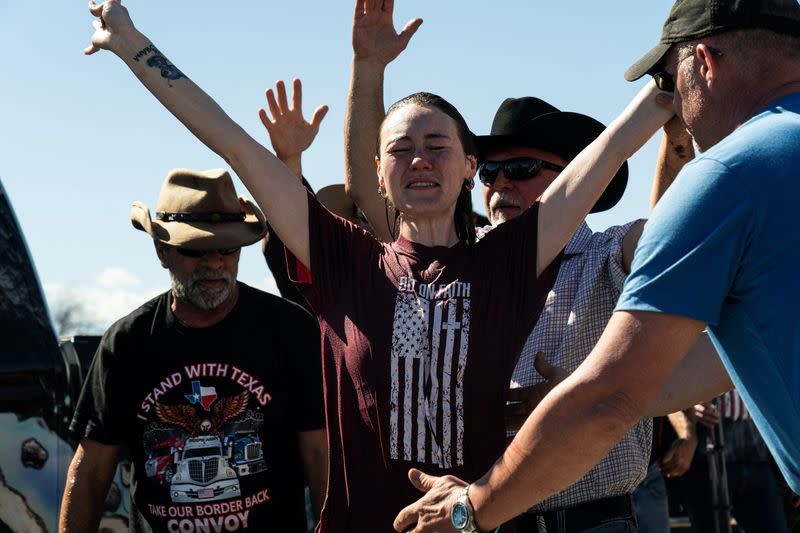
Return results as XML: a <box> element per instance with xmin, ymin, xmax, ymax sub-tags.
<box><xmin>145</xmin><ymin>435</ymin><xmax>184</xmax><ymax>484</ymax></box>
<box><xmin>0</xmin><ymin>181</ymin><xmax>130</xmax><ymax>531</ymax></box>
<box><xmin>224</xmin><ymin>431</ymin><xmax>267</xmax><ymax>476</ymax></box>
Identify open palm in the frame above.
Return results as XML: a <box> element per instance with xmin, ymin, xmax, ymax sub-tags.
<box><xmin>258</xmin><ymin>79</ymin><xmax>328</xmax><ymax>161</ymax></box>
<box><xmin>352</xmin><ymin>0</ymin><xmax>422</xmax><ymax>65</ymax></box>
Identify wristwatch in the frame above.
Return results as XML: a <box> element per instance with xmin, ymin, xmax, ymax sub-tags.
<box><xmin>451</xmin><ymin>485</ymin><xmax>479</xmax><ymax>532</ymax></box>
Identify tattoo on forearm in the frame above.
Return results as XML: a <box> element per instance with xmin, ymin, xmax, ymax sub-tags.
<box><xmin>132</xmin><ymin>44</ymin><xmax>158</xmax><ymax>62</ymax></box>
<box><xmin>146</xmin><ymin>55</ymin><xmax>186</xmax><ymax>86</ymax></box>
<box><xmin>132</xmin><ymin>44</ymin><xmax>186</xmax><ymax>87</ymax></box>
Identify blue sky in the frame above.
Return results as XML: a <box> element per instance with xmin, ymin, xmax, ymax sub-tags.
<box><xmin>1</xmin><ymin>1</ymin><xmax>671</xmax><ymax>331</ymax></box>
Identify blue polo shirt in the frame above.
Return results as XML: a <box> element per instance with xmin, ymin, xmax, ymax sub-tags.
<box><xmin>616</xmin><ymin>93</ymin><xmax>800</xmax><ymax>493</ymax></box>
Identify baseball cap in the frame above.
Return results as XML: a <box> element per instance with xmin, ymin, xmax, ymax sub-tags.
<box><xmin>625</xmin><ymin>0</ymin><xmax>800</xmax><ymax>81</ymax></box>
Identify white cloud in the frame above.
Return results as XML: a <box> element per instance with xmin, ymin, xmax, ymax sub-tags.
<box><xmin>97</xmin><ymin>267</ymin><xmax>140</xmax><ymax>289</ymax></box>
<box><xmin>253</xmin><ymin>274</ymin><xmax>280</xmax><ymax>296</ymax></box>
<box><xmin>43</xmin><ymin>271</ymin><xmax>282</xmax><ymax>336</ymax></box>
<box><xmin>44</xmin><ymin>282</ymin><xmax>162</xmax><ymax>335</ymax></box>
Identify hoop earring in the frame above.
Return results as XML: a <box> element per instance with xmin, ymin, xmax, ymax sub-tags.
<box><xmin>465</xmin><ymin>178</ymin><xmax>474</xmax><ymax>191</ymax></box>
<box><xmin>377</xmin><ymin>185</ymin><xmax>387</xmax><ymax>199</ymax></box>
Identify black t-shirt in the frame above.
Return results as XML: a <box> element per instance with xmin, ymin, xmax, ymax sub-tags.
<box><xmin>70</xmin><ymin>282</ymin><xmax>324</xmax><ymax>532</ymax></box>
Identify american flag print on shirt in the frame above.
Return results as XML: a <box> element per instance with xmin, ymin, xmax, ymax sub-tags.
<box><xmin>389</xmin><ymin>276</ymin><xmax>471</xmax><ymax>468</ymax></box>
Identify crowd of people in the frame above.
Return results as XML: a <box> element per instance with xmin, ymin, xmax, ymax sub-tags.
<box><xmin>60</xmin><ymin>0</ymin><xmax>800</xmax><ymax>531</ymax></box>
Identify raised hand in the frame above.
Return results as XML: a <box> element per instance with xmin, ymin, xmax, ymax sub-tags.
<box><xmin>352</xmin><ymin>0</ymin><xmax>422</xmax><ymax>65</ymax></box>
<box><xmin>85</xmin><ymin>0</ymin><xmax>137</xmax><ymax>55</ymax></box>
<box><xmin>258</xmin><ymin>79</ymin><xmax>328</xmax><ymax>177</ymax></box>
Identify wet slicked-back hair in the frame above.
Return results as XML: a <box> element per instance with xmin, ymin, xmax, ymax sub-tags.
<box><xmin>378</xmin><ymin>92</ymin><xmax>478</xmax><ymax>245</ymax></box>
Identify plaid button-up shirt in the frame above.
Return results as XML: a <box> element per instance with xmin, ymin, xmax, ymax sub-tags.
<box><xmin>478</xmin><ymin>221</ymin><xmax>652</xmax><ymax>511</ymax></box>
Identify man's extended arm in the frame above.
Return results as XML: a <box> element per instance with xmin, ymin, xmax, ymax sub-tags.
<box><xmin>345</xmin><ymin>0</ymin><xmax>421</xmax><ymax>243</ymax></box>
<box><xmin>59</xmin><ymin>439</ymin><xmax>121</xmax><ymax>532</ymax></box>
<box><xmin>659</xmin><ymin>409</ymin><xmax>698</xmax><ymax>478</ymax></box>
<box><xmin>469</xmin><ymin>311</ymin><xmax>704</xmax><ymax>528</ymax></box>
<box><xmin>650</xmin><ymin>115</ymin><xmax>695</xmax><ymax>210</ymax></box>
<box><xmin>298</xmin><ymin>428</ymin><xmax>328</xmax><ymax>521</ymax></box>
<box><xmin>622</xmin><ymin>115</ymin><xmax>695</xmax><ymax>273</ymax></box>
<box><xmin>646</xmin><ymin>333</ymin><xmax>732</xmax><ymax>416</ymax></box>
<box><xmin>393</xmin><ymin>311</ymin><xmax>716</xmax><ymax>532</ymax></box>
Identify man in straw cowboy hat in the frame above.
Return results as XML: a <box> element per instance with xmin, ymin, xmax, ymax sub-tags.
<box><xmin>61</xmin><ymin>168</ymin><xmax>327</xmax><ymax>532</ymax></box>
<box><xmin>392</xmin><ymin>0</ymin><xmax>800</xmax><ymax>531</ymax></box>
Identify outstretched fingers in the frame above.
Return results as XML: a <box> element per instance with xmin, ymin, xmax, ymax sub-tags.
<box><xmin>264</xmin><ymin>88</ymin><xmax>280</xmax><ymax>121</ymax></box>
<box><xmin>257</xmin><ymin>108</ymin><xmax>274</xmax><ymax>135</ymax></box>
<box><xmin>275</xmin><ymin>80</ymin><xmax>289</xmax><ymax>113</ymax></box>
<box><xmin>309</xmin><ymin>104</ymin><xmax>330</xmax><ymax>131</ymax></box>
<box><xmin>291</xmin><ymin>78</ymin><xmax>303</xmax><ymax>115</ymax></box>
<box><xmin>398</xmin><ymin>18</ymin><xmax>423</xmax><ymax>48</ymax></box>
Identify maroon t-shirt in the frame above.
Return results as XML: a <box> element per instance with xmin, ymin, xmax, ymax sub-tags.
<box><xmin>291</xmin><ymin>193</ymin><xmax>558</xmax><ymax>532</ymax></box>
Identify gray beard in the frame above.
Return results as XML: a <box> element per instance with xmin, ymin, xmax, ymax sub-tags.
<box><xmin>171</xmin><ymin>268</ymin><xmax>234</xmax><ymax>310</ymax></box>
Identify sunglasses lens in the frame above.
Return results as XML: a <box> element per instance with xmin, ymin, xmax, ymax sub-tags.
<box><xmin>653</xmin><ymin>72</ymin><xmax>674</xmax><ymax>92</ymax></box>
<box><xmin>479</xmin><ymin>159</ymin><xmax>547</xmax><ymax>184</ymax></box>
<box><xmin>175</xmin><ymin>247</ymin><xmax>239</xmax><ymax>258</ymax></box>
<box><xmin>508</xmin><ymin>160</ymin><xmax>541</xmax><ymax>181</ymax></box>
<box><xmin>478</xmin><ymin>163</ymin><xmax>499</xmax><ymax>185</ymax></box>
<box><xmin>176</xmin><ymin>248</ymin><xmax>205</xmax><ymax>258</ymax></box>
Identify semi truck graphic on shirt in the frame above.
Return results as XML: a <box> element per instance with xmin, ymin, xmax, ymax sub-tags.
<box><xmin>145</xmin><ymin>381</ymin><xmax>268</xmax><ymax>503</ymax></box>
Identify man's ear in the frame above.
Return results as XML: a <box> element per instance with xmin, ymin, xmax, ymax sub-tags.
<box><xmin>695</xmin><ymin>43</ymin><xmax>719</xmax><ymax>87</ymax></box>
<box><xmin>154</xmin><ymin>240</ymin><xmax>170</xmax><ymax>269</ymax></box>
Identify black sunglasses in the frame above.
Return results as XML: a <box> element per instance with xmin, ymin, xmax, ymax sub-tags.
<box><xmin>478</xmin><ymin>157</ymin><xmax>565</xmax><ymax>186</ymax></box>
<box><xmin>174</xmin><ymin>247</ymin><xmax>240</xmax><ymax>258</ymax></box>
<box><xmin>651</xmin><ymin>46</ymin><xmax>724</xmax><ymax>92</ymax></box>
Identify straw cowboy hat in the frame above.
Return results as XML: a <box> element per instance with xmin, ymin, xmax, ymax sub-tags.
<box><xmin>131</xmin><ymin>168</ymin><xmax>266</xmax><ymax>249</ymax></box>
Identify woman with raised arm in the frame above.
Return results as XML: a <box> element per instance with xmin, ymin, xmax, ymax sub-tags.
<box><xmin>84</xmin><ymin>1</ymin><xmax>672</xmax><ymax>530</ymax></box>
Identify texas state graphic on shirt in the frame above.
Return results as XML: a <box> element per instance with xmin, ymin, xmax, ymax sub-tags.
<box><xmin>135</xmin><ymin>362</ymin><xmax>275</xmax><ymax>531</ymax></box>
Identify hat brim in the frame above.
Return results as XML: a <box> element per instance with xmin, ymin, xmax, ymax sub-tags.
<box><xmin>475</xmin><ymin>111</ymin><xmax>629</xmax><ymax>213</ymax></box>
<box><xmin>624</xmin><ymin>42</ymin><xmax>672</xmax><ymax>81</ymax></box>
<box><xmin>131</xmin><ymin>197</ymin><xmax>267</xmax><ymax>249</ymax></box>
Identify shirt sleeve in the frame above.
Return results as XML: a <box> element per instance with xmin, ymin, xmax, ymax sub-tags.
<box><xmin>594</xmin><ymin>220</ymin><xmax>642</xmax><ymax>294</ymax></box>
<box><xmin>616</xmin><ymin>158</ymin><xmax>754</xmax><ymax>325</ymax></box>
<box><xmin>287</xmin><ymin>306</ymin><xmax>326</xmax><ymax>432</ymax></box>
<box><xmin>287</xmin><ymin>190</ymin><xmax>383</xmax><ymax>315</ymax></box>
<box><xmin>69</xmin><ymin>327</ymin><xmax>132</xmax><ymax>444</ymax></box>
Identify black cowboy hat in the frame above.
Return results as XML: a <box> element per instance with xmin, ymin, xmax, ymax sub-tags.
<box><xmin>475</xmin><ymin>97</ymin><xmax>629</xmax><ymax>213</ymax></box>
